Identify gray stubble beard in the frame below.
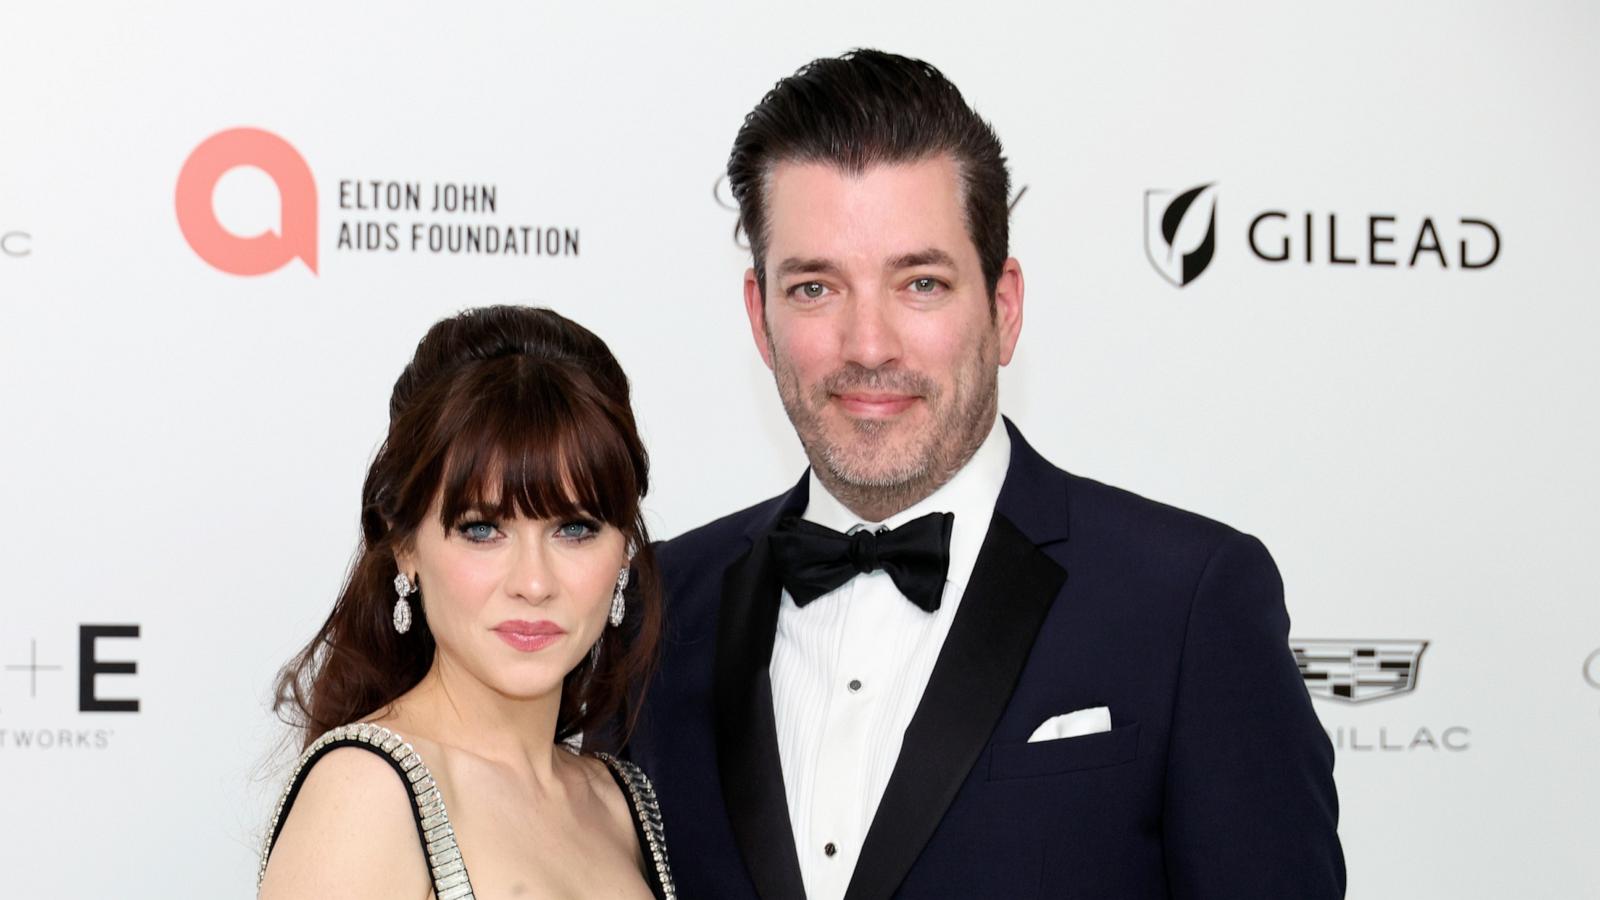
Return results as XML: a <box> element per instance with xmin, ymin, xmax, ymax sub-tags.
<box><xmin>770</xmin><ymin>329</ymin><xmax>1000</xmax><ymax>522</ymax></box>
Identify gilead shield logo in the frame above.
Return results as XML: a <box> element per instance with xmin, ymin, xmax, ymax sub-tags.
<box><xmin>175</xmin><ymin>128</ymin><xmax>317</xmax><ymax>275</ymax></box>
<box><xmin>1145</xmin><ymin>183</ymin><xmax>1218</xmax><ymax>287</ymax></box>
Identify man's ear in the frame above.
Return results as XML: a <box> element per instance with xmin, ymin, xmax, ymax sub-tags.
<box><xmin>993</xmin><ymin>257</ymin><xmax>1025</xmax><ymax>366</ymax></box>
<box><xmin>744</xmin><ymin>267</ymin><xmax>775</xmax><ymax>370</ymax></box>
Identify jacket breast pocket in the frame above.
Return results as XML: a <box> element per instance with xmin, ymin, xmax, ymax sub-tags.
<box><xmin>986</xmin><ymin>722</ymin><xmax>1141</xmax><ymax>781</ymax></box>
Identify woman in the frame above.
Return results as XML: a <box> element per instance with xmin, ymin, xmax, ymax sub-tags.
<box><xmin>258</xmin><ymin>306</ymin><xmax>673</xmax><ymax>899</ymax></box>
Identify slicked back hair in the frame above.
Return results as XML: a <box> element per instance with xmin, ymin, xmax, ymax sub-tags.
<box><xmin>727</xmin><ymin>48</ymin><xmax>1011</xmax><ymax>302</ymax></box>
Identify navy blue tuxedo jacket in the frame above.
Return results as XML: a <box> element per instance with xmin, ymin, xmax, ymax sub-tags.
<box><xmin>627</xmin><ymin>421</ymin><xmax>1344</xmax><ymax>899</ymax></box>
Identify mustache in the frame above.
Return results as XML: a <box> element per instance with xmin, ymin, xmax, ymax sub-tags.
<box><xmin>814</xmin><ymin>364</ymin><xmax>938</xmax><ymax>400</ymax></box>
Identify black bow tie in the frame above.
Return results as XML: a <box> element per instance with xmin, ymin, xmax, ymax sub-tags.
<box><xmin>767</xmin><ymin>511</ymin><xmax>954</xmax><ymax>612</ymax></box>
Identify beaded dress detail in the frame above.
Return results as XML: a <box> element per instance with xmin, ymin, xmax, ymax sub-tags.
<box><xmin>258</xmin><ymin>722</ymin><xmax>675</xmax><ymax>900</ymax></box>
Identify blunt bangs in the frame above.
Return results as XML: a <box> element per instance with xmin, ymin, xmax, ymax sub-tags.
<box><xmin>400</xmin><ymin>354</ymin><xmax>641</xmax><ymax>536</ymax></box>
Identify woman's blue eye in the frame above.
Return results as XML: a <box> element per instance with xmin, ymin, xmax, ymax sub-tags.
<box><xmin>458</xmin><ymin>522</ymin><xmax>499</xmax><ymax>542</ymax></box>
<box><xmin>557</xmin><ymin>520</ymin><xmax>599</xmax><ymax>541</ymax></box>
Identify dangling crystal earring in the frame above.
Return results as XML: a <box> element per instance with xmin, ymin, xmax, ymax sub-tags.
<box><xmin>392</xmin><ymin>573</ymin><xmax>415</xmax><ymax>634</ymax></box>
<box><xmin>609</xmin><ymin>540</ymin><xmax>637</xmax><ymax>628</ymax></box>
<box><xmin>609</xmin><ymin>567</ymin><xmax>629</xmax><ymax>627</ymax></box>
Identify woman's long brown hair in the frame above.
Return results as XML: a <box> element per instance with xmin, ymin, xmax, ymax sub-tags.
<box><xmin>273</xmin><ymin>305</ymin><xmax>660</xmax><ymax>750</ymax></box>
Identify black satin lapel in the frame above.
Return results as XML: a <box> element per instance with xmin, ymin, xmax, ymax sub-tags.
<box><xmin>844</xmin><ymin>512</ymin><xmax>1068</xmax><ymax>900</ymax></box>
<box><xmin>715</xmin><ymin>537</ymin><xmax>808</xmax><ymax>900</ymax></box>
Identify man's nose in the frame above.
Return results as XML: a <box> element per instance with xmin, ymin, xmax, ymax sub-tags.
<box><xmin>838</xmin><ymin>289</ymin><xmax>902</xmax><ymax>370</ymax></box>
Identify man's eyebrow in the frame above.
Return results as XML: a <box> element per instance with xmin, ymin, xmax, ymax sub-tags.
<box><xmin>774</xmin><ymin>257</ymin><xmax>843</xmax><ymax>279</ymax></box>
<box><xmin>889</xmin><ymin>248</ymin><xmax>958</xmax><ymax>270</ymax></box>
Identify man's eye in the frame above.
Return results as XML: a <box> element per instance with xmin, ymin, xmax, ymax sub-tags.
<box><xmin>791</xmin><ymin>282</ymin><xmax>828</xmax><ymax>300</ymax></box>
<box><xmin>556</xmin><ymin>520</ymin><xmax>600</xmax><ymax>541</ymax></box>
<box><xmin>457</xmin><ymin>521</ymin><xmax>500</xmax><ymax>543</ymax></box>
<box><xmin>910</xmin><ymin>277</ymin><xmax>942</xmax><ymax>293</ymax></box>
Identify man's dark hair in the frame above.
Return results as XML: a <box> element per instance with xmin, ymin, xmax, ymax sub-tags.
<box><xmin>727</xmin><ymin>48</ymin><xmax>1011</xmax><ymax>300</ymax></box>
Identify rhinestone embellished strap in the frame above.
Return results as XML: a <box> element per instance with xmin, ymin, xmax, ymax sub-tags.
<box><xmin>258</xmin><ymin>722</ymin><xmax>475</xmax><ymax>900</ymax></box>
<box><xmin>597</xmin><ymin>753</ymin><xmax>676</xmax><ymax>900</ymax></box>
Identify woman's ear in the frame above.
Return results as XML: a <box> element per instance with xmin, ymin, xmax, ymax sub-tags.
<box><xmin>392</xmin><ymin>544</ymin><xmax>416</xmax><ymax>583</ymax></box>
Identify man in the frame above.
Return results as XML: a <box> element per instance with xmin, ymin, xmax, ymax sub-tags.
<box><xmin>628</xmin><ymin>49</ymin><xmax>1344</xmax><ymax>899</ymax></box>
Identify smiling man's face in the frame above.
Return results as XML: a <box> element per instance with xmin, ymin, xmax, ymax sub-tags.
<box><xmin>744</xmin><ymin>154</ymin><xmax>1023</xmax><ymax>518</ymax></box>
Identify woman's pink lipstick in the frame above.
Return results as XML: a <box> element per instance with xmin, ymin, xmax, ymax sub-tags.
<box><xmin>493</xmin><ymin>619</ymin><xmax>566</xmax><ymax>652</ymax></box>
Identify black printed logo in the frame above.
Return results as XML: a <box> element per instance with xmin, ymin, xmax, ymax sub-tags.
<box><xmin>1144</xmin><ymin>183</ymin><xmax>1217</xmax><ymax>287</ymax></box>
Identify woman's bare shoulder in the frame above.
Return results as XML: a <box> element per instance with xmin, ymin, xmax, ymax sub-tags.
<box><xmin>580</xmin><ymin>752</ymin><xmax>654</xmax><ymax>864</ymax></box>
<box><xmin>258</xmin><ymin>743</ymin><xmax>430</xmax><ymax>900</ymax></box>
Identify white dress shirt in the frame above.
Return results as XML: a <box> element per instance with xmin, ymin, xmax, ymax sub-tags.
<box><xmin>769</xmin><ymin>415</ymin><xmax>1011</xmax><ymax>900</ymax></box>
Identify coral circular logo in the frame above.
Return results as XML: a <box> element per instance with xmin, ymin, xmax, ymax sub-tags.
<box><xmin>175</xmin><ymin>127</ymin><xmax>317</xmax><ymax>276</ymax></box>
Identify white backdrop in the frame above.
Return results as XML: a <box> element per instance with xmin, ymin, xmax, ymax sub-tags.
<box><xmin>3</xmin><ymin>1</ymin><xmax>1598</xmax><ymax>896</ymax></box>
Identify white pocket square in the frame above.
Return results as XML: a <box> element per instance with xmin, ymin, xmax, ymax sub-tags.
<box><xmin>1027</xmin><ymin>706</ymin><xmax>1112</xmax><ymax>743</ymax></box>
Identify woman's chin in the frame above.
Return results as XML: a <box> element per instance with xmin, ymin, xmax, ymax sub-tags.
<box><xmin>484</xmin><ymin>667</ymin><xmax>575</xmax><ymax>703</ymax></box>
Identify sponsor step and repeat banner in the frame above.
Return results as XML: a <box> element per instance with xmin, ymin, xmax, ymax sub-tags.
<box><xmin>3</xmin><ymin>3</ymin><xmax>1596</xmax><ymax>897</ymax></box>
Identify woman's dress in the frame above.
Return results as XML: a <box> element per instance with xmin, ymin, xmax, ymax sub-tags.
<box><xmin>258</xmin><ymin>722</ymin><xmax>675</xmax><ymax>899</ymax></box>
